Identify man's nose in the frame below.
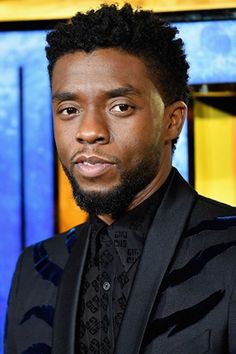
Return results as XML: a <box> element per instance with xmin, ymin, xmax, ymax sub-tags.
<box><xmin>75</xmin><ymin>109</ymin><xmax>110</xmax><ymax>145</ymax></box>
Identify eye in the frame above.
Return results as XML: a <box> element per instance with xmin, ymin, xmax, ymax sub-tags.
<box><xmin>59</xmin><ymin>107</ymin><xmax>79</xmax><ymax>116</ymax></box>
<box><xmin>114</xmin><ymin>104</ymin><xmax>130</xmax><ymax>112</ymax></box>
<box><xmin>110</xmin><ymin>103</ymin><xmax>134</xmax><ymax>116</ymax></box>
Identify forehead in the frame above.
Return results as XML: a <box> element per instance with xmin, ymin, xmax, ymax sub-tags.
<box><xmin>51</xmin><ymin>48</ymin><xmax>156</xmax><ymax>94</ymax></box>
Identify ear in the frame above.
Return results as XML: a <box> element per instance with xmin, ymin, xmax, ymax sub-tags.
<box><xmin>163</xmin><ymin>101</ymin><xmax>187</xmax><ymax>142</ymax></box>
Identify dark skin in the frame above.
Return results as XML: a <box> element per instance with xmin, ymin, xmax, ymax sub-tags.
<box><xmin>52</xmin><ymin>48</ymin><xmax>186</xmax><ymax>224</ymax></box>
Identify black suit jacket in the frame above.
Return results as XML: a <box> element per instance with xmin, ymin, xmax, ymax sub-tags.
<box><xmin>4</xmin><ymin>169</ymin><xmax>236</xmax><ymax>354</ymax></box>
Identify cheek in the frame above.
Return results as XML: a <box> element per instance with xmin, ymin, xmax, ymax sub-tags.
<box><xmin>114</xmin><ymin>127</ymin><xmax>151</xmax><ymax>166</ymax></box>
<box><xmin>128</xmin><ymin>120</ymin><xmax>158</xmax><ymax>148</ymax></box>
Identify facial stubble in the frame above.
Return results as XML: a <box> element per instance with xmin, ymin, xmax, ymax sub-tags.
<box><xmin>62</xmin><ymin>143</ymin><xmax>162</xmax><ymax>219</ymax></box>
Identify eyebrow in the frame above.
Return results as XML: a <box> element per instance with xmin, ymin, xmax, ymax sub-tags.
<box><xmin>52</xmin><ymin>85</ymin><xmax>142</xmax><ymax>102</ymax></box>
<box><xmin>52</xmin><ymin>91</ymin><xmax>77</xmax><ymax>102</ymax></box>
<box><xmin>105</xmin><ymin>85</ymin><xmax>142</xmax><ymax>98</ymax></box>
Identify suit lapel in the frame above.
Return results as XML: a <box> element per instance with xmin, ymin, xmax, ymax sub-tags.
<box><xmin>115</xmin><ymin>169</ymin><xmax>197</xmax><ymax>354</ymax></box>
<box><xmin>52</xmin><ymin>222</ymin><xmax>91</xmax><ymax>354</ymax></box>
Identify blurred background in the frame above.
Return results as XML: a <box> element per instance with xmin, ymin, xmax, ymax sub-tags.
<box><xmin>0</xmin><ymin>0</ymin><xmax>236</xmax><ymax>352</ymax></box>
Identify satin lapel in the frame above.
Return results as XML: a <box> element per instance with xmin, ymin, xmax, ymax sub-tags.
<box><xmin>52</xmin><ymin>222</ymin><xmax>91</xmax><ymax>354</ymax></box>
<box><xmin>115</xmin><ymin>169</ymin><xmax>197</xmax><ymax>354</ymax></box>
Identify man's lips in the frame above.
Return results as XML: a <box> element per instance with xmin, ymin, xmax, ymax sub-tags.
<box><xmin>73</xmin><ymin>155</ymin><xmax>116</xmax><ymax>178</ymax></box>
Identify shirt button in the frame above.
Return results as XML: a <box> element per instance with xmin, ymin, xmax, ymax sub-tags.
<box><xmin>103</xmin><ymin>281</ymin><xmax>111</xmax><ymax>291</ymax></box>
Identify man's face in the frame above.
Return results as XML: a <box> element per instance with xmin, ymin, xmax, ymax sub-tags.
<box><xmin>52</xmin><ymin>49</ymin><xmax>171</xmax><ymax>217</ymax></box>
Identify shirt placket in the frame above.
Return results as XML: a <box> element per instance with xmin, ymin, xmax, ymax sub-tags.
<box><xmin>98</xmin><ymin>229</ymin><xmax>115</xmax><ymax>353</ymax></box>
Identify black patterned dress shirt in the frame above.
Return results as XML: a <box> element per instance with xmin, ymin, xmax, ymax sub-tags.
<box><xmin>76</xmin><ymin>176</ymin><xmax>171</xmax><ymax>354</ymax></box>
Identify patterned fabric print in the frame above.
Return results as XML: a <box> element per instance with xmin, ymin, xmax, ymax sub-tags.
<box><xmin>21</xmin><ymin>343</ymin><xmax>51</xmax><ymax>354</ymax></box>
<box><xmin>76</xmin><ymin>182</ymin><xmax>169</xmax><ymax>353</ymax></box>
<box><xmin>65</xmin><ymin>227</ymin><xmax>77</xmax><ymax>253</ymax></box>
<box><xmin>33</xmin><ymin>242</ymin><xmax>63</xmax><ymax>286</ymax></box>
<box><xmin>16</xmin><ymin>237</ymin><xmax>77</xmax><ymax>354</ymax></box>
<box><xmin>77</xmin><ymin>228</ymin><xmax>113</xmax><ymax>353</ymax></box>
<box><xmin>185</xmin><ymin>215</ymin><xmax>236</xmax><ymax>237</ymax></box>
<box><xmin>20</xmin><ymin>305</ymin><xmax>54</xmax><ymax>327</ymax></box>
<box><xmin>160</xmin><ymin>241</ymin><xmax>236</xmax><ymax>292</ymax></box>
<box><xmin>144</xmin><ymin>289</ymin><xmax>225</xmax><ymax>345</ymax></box>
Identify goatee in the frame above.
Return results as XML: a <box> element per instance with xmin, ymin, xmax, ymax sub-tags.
<box><xmin>62</xmin><ymin>147</ymin><xmax>162</xmax><ymax>219</ymax></box>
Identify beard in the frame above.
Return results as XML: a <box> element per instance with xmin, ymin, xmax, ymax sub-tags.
<box><xmin>62</xmin><ymin>143</ymin><xmax>162</xmax><ymax>219</ymax></box>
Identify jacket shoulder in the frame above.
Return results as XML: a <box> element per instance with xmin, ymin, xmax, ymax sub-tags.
<box><xmin>187</xmin><ymin>193</ymin><xmax>236</xmax><ymax>231</ymax></box>
<box><xmin>10</xmin><ymin>221</ymin><xmax>89</xmax><ymax>293</ymax></box>
<box><xmin>22</xmin><ymin>221</ymin><xmax>88</xmax><ymax>260</ymax></box>
<box><xmin>198</xmin><ymin>194</ymin><xmax>236</xmax><ymax>213</ymax></box>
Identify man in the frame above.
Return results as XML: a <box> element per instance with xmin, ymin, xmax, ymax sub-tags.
<box><xmin>4</xmin><ymin>3</ymin><xmax>236</xmax><ymax>354</ymax></box>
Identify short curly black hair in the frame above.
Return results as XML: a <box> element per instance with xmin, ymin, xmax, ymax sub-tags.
<box><xmin>46</xmin><ymin>3</ymin><xmax>189</xmax><ymax>106</ymax></box>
